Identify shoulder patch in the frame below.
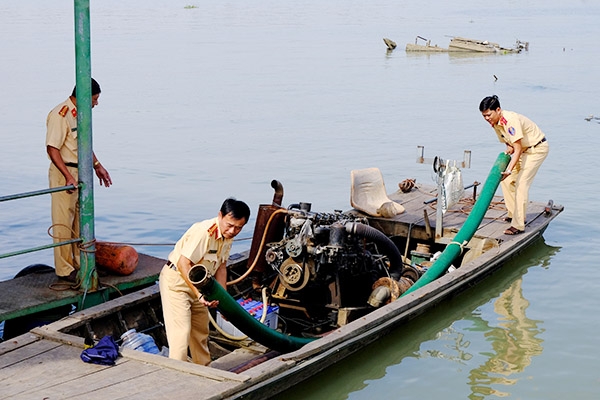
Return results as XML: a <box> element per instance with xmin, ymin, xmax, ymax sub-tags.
<box><xmin>207</xmin><ymin>223</ymin><xmax>218</xmax><ymax>239</ymax></box>
<box><xmin>58</xmin><ymin>105</ymin><xmax>69</xmax><ymax>117</ymax></box>
<box><xmin>508</xmin><ymin>126</ymin><xmax>516</xmax><ymax>136</ymax></box>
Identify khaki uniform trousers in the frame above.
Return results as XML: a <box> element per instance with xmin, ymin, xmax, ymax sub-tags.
<box><xmin>49</xmin><ymin>163</ymin><xmax>80</xmax><ymax>277</ymax></box>
<box><xmin>501</xmin><ymin>142</ymin><xmax>549</xmax><ymax>231</ymax></box>
<box><xmin>159</xmin><ymin>265</ymin><xmax>211</xmax><ymax>365</ymax></box>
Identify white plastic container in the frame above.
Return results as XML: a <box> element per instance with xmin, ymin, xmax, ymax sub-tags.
<box><xmin>120</xmin><ymin>329</ymin><xmax>160</xmax><ymax>354</ymax></box>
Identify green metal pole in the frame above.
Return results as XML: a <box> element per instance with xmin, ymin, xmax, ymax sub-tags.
<box><xmin>74</xmin><ymin>0</ymin><xmax>99</xmax><ymax>295</ymax></box>
<box><xmin>401</xmin><ymin>152</ymin><xmax>511</xmax><ymax>297</ymax></box>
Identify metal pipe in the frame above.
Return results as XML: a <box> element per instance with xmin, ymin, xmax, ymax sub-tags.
<box><xmin>0</xmin><ymin>185</ymin><xmax>77</xmax><ymax>203</ymax></box>
<box><xmin>74</xmin><ymin>0</ymin><xmax>99</xmax><ymax>295</ymax></box>
<box><xmin>270</xmin><ymin>179</ymin><xmax>284</xmax><ymax>207</ymax></box>
<box><xmin>402</xmin><ymin>152</ymin><xmax>510</xmax><ymax>296</ymax></box>
<box><xmin>188</xmin><ymin>264</ymin><xmax>314</xmax><ymax>353</ymax></box>
<box><xmin>0</xmin><ymin>239</ymin><xmax>81</xmax><ymax>260</ymax></box>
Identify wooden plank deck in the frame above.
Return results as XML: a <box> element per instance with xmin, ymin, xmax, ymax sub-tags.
<box><xmin>0</xmin><ymin>253</ymin><xmax>166</xmax><ymax>322</ymax></box>
<box><xmin>0</xmin><ymin>332</ymin><xmax>247</xmax><ymax>399</ymax></box>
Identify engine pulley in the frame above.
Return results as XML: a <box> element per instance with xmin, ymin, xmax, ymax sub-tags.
<box><xmin>278</xmin><ymin>257</ymin><xmax>311</xmax><ymax>291</ymax></box>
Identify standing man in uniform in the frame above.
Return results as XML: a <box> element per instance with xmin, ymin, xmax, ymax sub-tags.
<box><xmin>159</xmin><ymin>198</ymin><xmax>250</xmax><ymax>365</ymax></box>
<box><xmin>479</xmin><ymin>95</ymin><xmax>549</xmax><ymax>235</ymax></box>
<box><xmin>46</xmin><ymin>78</ymin><xmax>112</xmax><ymax>282</ymax></box>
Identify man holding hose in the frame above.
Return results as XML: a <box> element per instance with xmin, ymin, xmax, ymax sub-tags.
<box><xmin>479</xmin><ymin>95</ymin><xmax>549</xmax><ymax>235</ymax></box>
<box><xmin>159</xmin><ymin>198</ymin><xmax>250</xmax><ymax>365</ymax></box>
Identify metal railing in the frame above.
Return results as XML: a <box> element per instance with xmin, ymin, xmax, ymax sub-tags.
<box><xmin>0</xmin><ymin>185</ymin><xmax>80</xmax><ymax>260</ymax></box>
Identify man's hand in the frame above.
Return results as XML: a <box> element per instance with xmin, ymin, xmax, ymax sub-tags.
<box><xmin>500</xmin><ymin>170</ymin><xmax>512</xmax><ymax>181</ymax></box>
<box><xmin>94</xmin><ymin>164</ymin><xmax>112</xmax><ymax>187</ymax></box>
<box><xmin>199</xmin><ymin>296</ymin><xmax>219</xmax><ymax>308</ymax></box>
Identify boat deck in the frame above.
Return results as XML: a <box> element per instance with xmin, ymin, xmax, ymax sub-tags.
<box><xmin>0</xmin><ymin>322</ymin><xmax>247</xmax><ymax>399</ymax></box>
<box><xmin>0</xmin><ymin>185</ymin><xmax>563</xmax><ymax>400</ymax></box>
<box><xmin>0</xmin><ymin>253</ymin><xmax>166</xmax><ymax>323</ymax></box>
<box><xmin>365</xmin><ymin>184</ymin><xmax>556</xmax><ymax>248</ymax></box>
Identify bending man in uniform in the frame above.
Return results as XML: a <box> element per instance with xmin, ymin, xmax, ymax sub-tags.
<box><xmin>46</xmin><ymin>78</ymin><xmax>112</xmax><ymax>282</ymax></box>
<box><xmin>159</xmin><ymin>198</ymin><xmax>250</xmax><ymax>365</ymax></box>
<box><xmin>479</xmin><ymin>95</ymin><xmax>549</xmax><ymax>235</ymax></box>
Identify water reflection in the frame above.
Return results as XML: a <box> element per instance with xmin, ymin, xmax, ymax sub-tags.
<box><xmin>273</xmin><ymin>238</ymin><xmax>560</xmax><ymax>400</ymax></box>
<box><xmin>464</xmin><ymin>242</ymin><xmax>559</xmax><ymax>399</ymax></box>
<box><xmin>467</xmin><ymin>277</ymin><xmax>544</xmax><ymax>399</ymax></box>
<box><xmin>413</xmin><ymin>240</ymin><xmax>559</xmax><ymax>399</ymax></box>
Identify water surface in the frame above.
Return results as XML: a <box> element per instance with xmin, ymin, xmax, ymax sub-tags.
<box><xmin>1</xmin><ymin>1</ymin><xmax>599</xmax><ymax>398</ymax></box>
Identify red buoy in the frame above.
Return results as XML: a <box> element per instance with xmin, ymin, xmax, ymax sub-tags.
<box><xmin>96</xmin><ymin>242</ymin><xmax>139</xmax><ymax>275</ymax></box>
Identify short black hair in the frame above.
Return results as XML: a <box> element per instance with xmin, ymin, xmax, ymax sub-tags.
<box><xmin>71</xmin><ymin>78</ymin><xmax>101</xmax><ymax>97</ymax></box>
<box><xmin>479</xmin><ymin>95</ymin><xmax>501</xmax><ymax>112</ymax></box>
<box><xmin>220</xmin><ymin>198</ymin><xmax>251</xmax><ymax>223</ymax></box>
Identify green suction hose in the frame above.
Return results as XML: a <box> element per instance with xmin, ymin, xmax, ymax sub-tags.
<box><xmin>189</xmin><ymin>265</ymin><xmax>314</xmax><ymax>353</ymax></box>
<box><xmin>401</xmin><ymin>152</ymin><xmax>510</xmax><ymax>297</ymax></box>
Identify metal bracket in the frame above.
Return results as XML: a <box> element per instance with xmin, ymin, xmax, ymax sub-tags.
<box><xmin>417</xmin><ymin>146</ymin><xmax>471</xmax><ymax>239</ymax></box>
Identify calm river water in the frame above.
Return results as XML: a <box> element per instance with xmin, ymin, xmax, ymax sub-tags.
<box><xmin>1</xmin><ymin>1</ymin><xmax>599</xmax><ymax>398</ymax></box>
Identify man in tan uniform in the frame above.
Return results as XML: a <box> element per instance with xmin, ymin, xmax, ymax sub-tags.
<box><xmin>479</xmin><ymin>95</ymin><xmax>549</xmax><ymax>235</ymax></box>
<box><xmin>46</xmin><ymin>78</ymin><xmax>112</xmax><ymax>282</ymax></box>
<box><xmin>159</xmin><ymin>198</ymin><xmax>250</xmax><ymax>365</ymax></box>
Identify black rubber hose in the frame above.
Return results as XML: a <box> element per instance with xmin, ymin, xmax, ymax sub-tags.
<box><xmin>345</xmin><ymin>222</ymin><xmax>404</xmax><ymax>280</ymax></box>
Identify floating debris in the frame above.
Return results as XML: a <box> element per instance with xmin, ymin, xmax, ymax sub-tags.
<box><xmin>405</xmin><ymin>36</ymin><xmax>529</xmax><ymax>53</ymax></box>
<box><xmin>383</xmin><ymin>38</ymin><xmax>397</xmax><ymax>51</ymax></box>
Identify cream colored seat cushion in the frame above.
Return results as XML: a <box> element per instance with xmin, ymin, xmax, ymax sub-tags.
<box><xmin>350</xmin><ymin>168</ymin><xmax>405</xmax><ymax>217</ymax></box>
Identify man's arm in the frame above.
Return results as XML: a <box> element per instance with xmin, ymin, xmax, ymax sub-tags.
<box><xmin>176</xmin><ymin>255</ymin><xmax>219</xmax><ymax>308</ymax></box>
<box><xmin>47</xmin><ymin>145</ymin><xmax>77</xmax><ymax>192</ymax></box>
<box><xmin>502</xmin><ymin>139</ymin><xmax>523</xmax><ymax>181</ymax></box>
<box><xmin>214</xmin><ymin>262</ymin><xmax>227</xmax><ymax>289</ymax></box>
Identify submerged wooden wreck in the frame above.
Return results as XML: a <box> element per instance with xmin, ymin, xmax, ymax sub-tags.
<box><xmin>0</xmin><ymin>153</ymin><xmax>562</xmax><ymax>399</ymax></box>
<box><xmin>405</xmin><ymin>36</ymin><xmax>529</xmax><ymax>53</ymax></box>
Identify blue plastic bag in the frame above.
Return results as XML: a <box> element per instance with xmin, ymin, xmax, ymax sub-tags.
<box><xmin>80</xmin><ymin>335</ymin><xmax>120</xmax><ymax>365</ymax></box>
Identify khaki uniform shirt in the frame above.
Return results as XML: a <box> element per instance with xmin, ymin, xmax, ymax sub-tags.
<box><xmin>493</xmin><ymin>110</ymin><xmax>545</xmax><ymax>149</ymax></box>
<box><xmin>167</xmin><ymin>217</ymin><xmax>232</xmax><ymax>276</ymax></box>
<box><xmin>46</xmin><ymin>98</ymin><xmax>78</xmax><ymax>164</ymax></box>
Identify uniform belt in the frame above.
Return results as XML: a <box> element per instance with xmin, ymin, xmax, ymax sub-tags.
<box><xmin>524</xmin><ymin>137</ymin><xmax>547</xmax><ymax>152</ymax></box>
<box><xmin>532</xmin><ymin>137</ymin><xmax>547</xmax><ymax>148</ymax></box>
<box><xmin>166</xmin><ymin>260</ymin><xmax>177</xmax><ymax>271</ymax></box>
<box><xmin>65</xmin><ymin>162</ymin><xmax>78</xmax><ymax>168</ymax></box>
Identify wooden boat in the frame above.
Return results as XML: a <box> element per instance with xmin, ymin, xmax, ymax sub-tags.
<box><xmin>448</xmin><ymin>37</ymin><xmax>528</xmax><ymax>53</ymax></box>
<box><xmin>405</xmin><ymin>36</ymin><xmax>448</xmax><ymax>52</ymax></box>
<box><xmin>0</xmin><ymin>155</ymin><xmax>563</xmax><ymax>399</ymax></box>
<box><xmin>405</xmin><ymin>36</ymin><xmax>529</xmax><ymax>53</ymax></box>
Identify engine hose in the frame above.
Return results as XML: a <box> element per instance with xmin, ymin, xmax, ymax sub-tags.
<box><xmin>207</xmin><ymin>287</ymin><xmax>271</xmax><ymax>341</ymax></box>
<box><xmin>227</xmin><ymin>208</ymin><xmax>288</xmax><ymax>286</ymax></box>
<box><xmin>189</xmin><ymin>264</ymin><xmax>314</xmax><ymax>353</ymax></box>
<box><xmin>401</xmin><ymin>152</ymin><xmax>510</xmax><ymax>297</ymax></box>
<box><xmin>345</xmin><ymin>222</ymin><xmax>404</xmax><ymax>280</ymax></box>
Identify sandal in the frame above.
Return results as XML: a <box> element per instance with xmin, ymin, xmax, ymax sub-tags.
<box><xmin>503</xmin><ymin>217</ymin><xmax>512</xmax><ymax>223</ymax></box>
<box><xmin>504</xmin><ymin>226</ymin><xmax>523</xmax><ymax>235</ymax></box>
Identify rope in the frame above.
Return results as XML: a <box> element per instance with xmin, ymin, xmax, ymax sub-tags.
<box><xmin>448</xmin><ymin>240</ymin><xmax>469</xmax><ymax>255</ymax></box>
<box><xmin>47</xmin><ymin>224</ymin><xmax>253</xmax><ymax>249</ymax></box>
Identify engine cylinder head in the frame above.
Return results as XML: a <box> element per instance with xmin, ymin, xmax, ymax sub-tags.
<box><xmin>329</xmin><ymin>222</ymin><xmax>346</xmax><ymax>247</ymax></box>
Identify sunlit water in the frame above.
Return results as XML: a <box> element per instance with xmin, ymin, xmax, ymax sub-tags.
<box><xmin>1</xmin><ymin>0</ymin><xmax>599</xmax><ymax>398</ymax></box>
